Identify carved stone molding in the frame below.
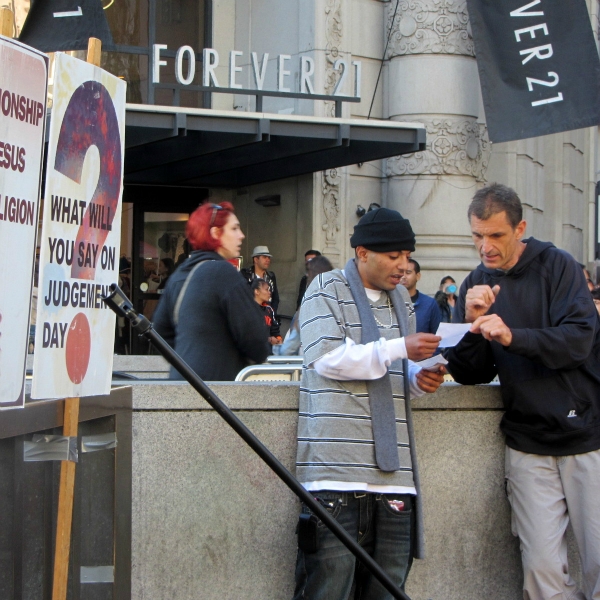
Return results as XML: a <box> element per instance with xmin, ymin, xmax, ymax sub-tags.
<box><xmin>321</xmin><ymin>168</ymin><xmax>342</xmax><ymax>258</ymax></box>
<box><xmin>324</xmin><ymin>0</ymin><xmax>343</xmax><ymax>117</ymax></box>
<box><xmin>387</xmin><ymin>117</ymin><xmax>490</xmax><ymax>180</ymax></box>
<box><xmin>387</xmin><ymin>0</ymin><xmax>474</xmax><ymax>57</ymax></box>
<box><xmin>318</xmin><ymin>0</ymin><xmax>343</xmax><ymax>259</ymax></box>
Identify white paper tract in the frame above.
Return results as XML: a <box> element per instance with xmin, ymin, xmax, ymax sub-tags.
<box><xmin>435</xmin><ymin>323</ymin><xmax>472</xmax><ymax>348</ymax></box>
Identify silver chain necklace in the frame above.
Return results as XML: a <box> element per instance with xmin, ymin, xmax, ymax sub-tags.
<box><xmin>371</xmin><ymin>294</ymin><xmax>394</xmax><ymax>329</ymax></box>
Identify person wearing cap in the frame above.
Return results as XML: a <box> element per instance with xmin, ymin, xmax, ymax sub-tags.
<box><xmin>292</xmin><ymin>207</ymin><xmax>445</xmax><ymax>600</ymax></box>
<box><xmin>241</xmin><ymin>245</ymin><xmax>280</xmax><ymax>315</ymax></box>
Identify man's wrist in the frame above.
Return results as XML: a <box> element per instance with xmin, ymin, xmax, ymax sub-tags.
<box><xmin>464</xmin><ymin>311</ymin><xmax>477</xmax><ymax>324</ymax></box>
<box><xmin>386</xmin><ymin>337</ymin><xmax>408</xmax><ymax>361</ymax></box>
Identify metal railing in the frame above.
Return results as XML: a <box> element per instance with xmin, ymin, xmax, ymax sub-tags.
<box><xmin>235</xmin><ymin>363</ymin><xmax>303</xmax><ymax>382</ymax></box>
<box><xmin>266</xmin><ymin>355</ymin><xmax>303</xmax><ymax>364</ymax></box>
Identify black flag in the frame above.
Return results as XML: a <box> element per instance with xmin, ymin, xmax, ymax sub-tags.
<box><xmin>19</xmin><ymin>0</ymin><xmax>114</xmax><ymax>53</ymax></box>
<box><xmin>466</xmin><ymin>0</ymin><xmax>600</xmax><ymax>143</ymax></box>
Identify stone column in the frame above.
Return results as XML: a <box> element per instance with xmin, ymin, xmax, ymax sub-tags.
<box><xmin>311</xmin><ymin>0</ymin><xmax>349</xmax><ymax>268</ymax></box>
<box><xmin>384</xmin><ymin>0</ymin><xmax>489</xmax><ymax>291</ymax></box>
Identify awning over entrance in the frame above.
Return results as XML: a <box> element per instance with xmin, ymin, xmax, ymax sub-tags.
<box><xmin>124</xmin><ymin>105</ymin><xmax>426</xmax><ymax>188</ymax></box>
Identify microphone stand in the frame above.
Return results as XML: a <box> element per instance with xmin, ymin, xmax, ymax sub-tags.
<box><xmin>103</xmin><ymin>284</ymin><xmax>411</xmax><ymax>600</ymax></box>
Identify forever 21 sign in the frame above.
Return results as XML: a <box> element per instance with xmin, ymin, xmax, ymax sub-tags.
<box><xmin>466</xmin><ymin>0</ymin><xmax>600</xmax><ymax>143</ymax></box>
<box><xmin>152</xmin><ymin>45</ymin><xmax>362</xmax><ymax>98</ymax></box>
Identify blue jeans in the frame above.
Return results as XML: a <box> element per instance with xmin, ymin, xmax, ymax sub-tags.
<box><xmin>293</xmin><ymin>491</ymin><xmax>415</xmax><ymax>600</ymax></box>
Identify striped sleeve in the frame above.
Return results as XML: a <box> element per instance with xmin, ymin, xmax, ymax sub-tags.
<box><xmin>299</xmin><ymin>273</ymin><xmax>347</xmax><ymax>365</ymax></box>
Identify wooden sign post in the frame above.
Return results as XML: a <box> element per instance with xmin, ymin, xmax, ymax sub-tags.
<box><xmin>52</xmin><ymin>397</ymin><xmax>80</xmax><ymax>600</ymax></box>
<box><xmin>0</xmin><ymin>7</ymin><xmax>13</xmax><ymax>37</ymax></box>
<box><xmin>51</xmin><ymin>37</ymin><xmax>103</xmax><ymax>600</ymax></box>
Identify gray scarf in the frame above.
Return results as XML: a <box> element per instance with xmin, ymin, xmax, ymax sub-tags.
<box><xmin>344</xmin><ymin>258</ymin><xmax>409</xmax><ymax>472</ymax></box>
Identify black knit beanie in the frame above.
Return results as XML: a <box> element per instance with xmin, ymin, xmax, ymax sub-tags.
<box><xmin>350</xmin><ymin>207</ymin><xmax>415</xmax><ymax>252</ymax></box>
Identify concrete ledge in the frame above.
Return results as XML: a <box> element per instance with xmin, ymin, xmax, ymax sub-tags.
<box><xmin>130</xmin><ymin>380</ymin><xmax>302</xmax><ymax>410</ymax></box>
<box><xmin>413</xmin><ymin>381</ymin><xmax>503</xmax><ymax>410</ymax></box>
<box><xmin>129</xmin><ymin>380</ymin><xmax>504</xmax><ymax>411</ymax></box>
<box><xmin>131</xmin><ymin>379</ymin><xmax>581</xmax><ymax>600</ymax></box>
<box><xmin>20</xmin><ymin>360</ymin><xmax>580</xmax><ymax>598</ymax></box>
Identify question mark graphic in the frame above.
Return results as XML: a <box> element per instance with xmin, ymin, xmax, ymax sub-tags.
<box><xmin>55</xmin><ymin>80</ymin><xmax>121</xmax><ymax>281</ymax></box>
<box><xmin>54</xmin><ymin>80</ymin><xmax>121</xmax><ymax>384</ymax></box>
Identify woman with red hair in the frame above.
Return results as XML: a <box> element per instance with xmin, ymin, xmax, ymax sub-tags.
<box><xmin>153</xmin><ymin>201</ymin><xmax>270</xmax><ymax>380</ymax></box>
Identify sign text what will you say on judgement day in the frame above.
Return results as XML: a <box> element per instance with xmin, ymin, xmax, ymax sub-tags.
<box><xmin>152</xmin><ymin>46</ymin><xmax>362</xmax><ymax>97</ymax></box>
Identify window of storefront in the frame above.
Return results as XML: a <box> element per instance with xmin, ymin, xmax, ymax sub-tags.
<box><xmin>100</xmin><ymin>0</ymin><xmax>210</xmax><ymax>107</ymax></box>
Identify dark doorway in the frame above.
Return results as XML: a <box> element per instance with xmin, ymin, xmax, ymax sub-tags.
<box><xmin>123</xmin><ymin>185</ymin><xmax>207</xmax><ymax>354</ymax></box>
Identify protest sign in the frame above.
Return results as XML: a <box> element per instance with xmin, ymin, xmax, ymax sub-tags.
<box><xmin>0</xmin><ymin>36</ymin><xmax>48</xmax><ymax>408</ymax></box>
<box><xmin>32</xmin><ymin>52</ymin><xmax>126</xmax><ymax>399</ymax></box>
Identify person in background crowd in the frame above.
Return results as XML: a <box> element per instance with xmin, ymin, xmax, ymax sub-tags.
<box><xmin>241</xmin><ymin>245</ymin><xmax>280</xmax><ymax>315</ymax></box>
<box><xmin>281</xmin><ymin>255</ymin><xmax>333</xmax><ymax>356</ymax></box>
<box><xmin>144</xmin><ymin>258</ymin><xmax>177</xmax><ymax>322</ymax></box>
<box><xmin>446</xmin><ymin>183</ymin><xmax>600</xmax><ymax>600</ymax></box>
<box><xmin>400</xmin><ymin>258</ymin><xmax>442</xmax><ymax>334</ymax></box>
<box><xmin>119</xmin><ymin>255</ymin><xmax>131</xmax><ymax>275</ymax></box>
<box><xmin>148</xmin><ymin>258</ymin><xmax>175</xmax><ymax>291</ymax></box>
<box><xmin>434</xmin><ymin>275</ymin><xmax>457</xmax><ymax>323</ymax></box>
<box><xmin>174</xmin><ymin>239</ymin><xmax>192</xmax><ymax>269</ymax></box>
<box><xmin>119</xmin><ymin>262</ymin><xmax>131</xmax><ymax>299</ymax></box>
<box><xmin>252</xmin><ymin>278</ymin><xmax>282</xmax><ymax>346</ymax></box>
<box><xmin>293</xmin><ymin>207</ymin><xmax>445</xmax><ymax>599</ymax></box>
<box><xmin>592</xmin><ymin>288</ymin><xmax>600</xmax><ymax>317</ymax></box>
<box><xmin>157</xmin><ymin>258</ymin><xmax>175</xmax><ymax>291</ymax></box>
<box><xmin>306</xmin><ymin>255</ymin><xmax>333</xmax><ymax>288</ymax></box>
<box><xmin>580</xmin><ymin>263</ymin><xmax>595</xmax><ymax>292</ymax></box>
<box><xmin>296</xmin><ymin>249</ymin><xmax>322</xmax><ymax>310</ymax></box>
<box><xmin>153</xmin><ymin>201</ymin><xmax>270</xmax><ymax>381</ymax></box>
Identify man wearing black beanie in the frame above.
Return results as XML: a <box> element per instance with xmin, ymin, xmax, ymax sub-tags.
<box><xmin>350</xmin><ymin>206</ymin><xmax>417</xmax><ymax>253</ymax></box>
<box><xmin>293</xmin><ymin>207</ymin><xmax>444</xmax><ymax>599</ymax></box>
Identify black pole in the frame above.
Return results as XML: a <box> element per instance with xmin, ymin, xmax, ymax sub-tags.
<box><xmin>103</xmin><ymin>284</ymin><xmax>411</xmax><ymax>600</ymax></box>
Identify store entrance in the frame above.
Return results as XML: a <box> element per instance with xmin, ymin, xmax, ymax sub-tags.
<box><xmin>121</xmin><ymin>186</ymin><xmax>208</xmax><ymax>354</ymax></box>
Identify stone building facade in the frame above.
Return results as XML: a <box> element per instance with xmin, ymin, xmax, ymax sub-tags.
<box><xmin>294</xmin><ymin>0</ymin><xmax>599</xmax><ymax>293</ymax></box>
<box><xmin>219</xmin><ymin>0</ymin><xmax>600</xmax><ymax>304</ymax></box>
<box><xmin>6</xmin><ymin>0</ymin><xmax>600</xmax><ymax>316</ymax></box>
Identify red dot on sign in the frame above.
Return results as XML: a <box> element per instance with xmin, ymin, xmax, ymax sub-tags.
<box><xmin>65</xmin><ymin>313</ymin><xmax>91</xmax><ymax>384</ymax></box>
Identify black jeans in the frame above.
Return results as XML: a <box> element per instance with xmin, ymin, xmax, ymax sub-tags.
<box><xmin>293</xmin><ymin>491</ymin><xmax>415</xmax><ymax>600</ymax></box>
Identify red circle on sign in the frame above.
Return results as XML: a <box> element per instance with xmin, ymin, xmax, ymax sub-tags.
<box><xmin>65</xmin><ymin>313</ymin><xmax>91</xmax><ymax>384</ymax></box>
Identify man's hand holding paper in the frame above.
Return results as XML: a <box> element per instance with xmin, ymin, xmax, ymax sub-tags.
<box><xmin>404</xmin><ymin>332</ymin><xmax>441</xmax><ymax>361</ymax></box>
<box><xmin>415</xmin><ymin>367</ymin><xmax>446</xmax><ymax>392</ymax></box>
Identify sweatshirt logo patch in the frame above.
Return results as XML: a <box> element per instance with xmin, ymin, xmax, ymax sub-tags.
<box><xmin>567</xmin><ymin>410</ymin><xmax>577</xmax><ymax>418</ymax></box>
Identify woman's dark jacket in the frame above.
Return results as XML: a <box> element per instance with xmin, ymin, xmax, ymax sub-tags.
<box><xmin>153</xmin><ymin>250</ymin><xmax>270</xmax><ymax>381</ymax></box>
<box><xmin>446</xmin><ymin>238</ymin><xmax>600</xmax><ymax>456</ymax></box>
<box><xmin>259</xmin><ymin>303</ymin><xmax>281</xmax><ymax>338</ymax></box>
<box><xmin>434</xmin><ymin>291</ymin><xmax>453</xmax><ymax>323</ymax></box>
